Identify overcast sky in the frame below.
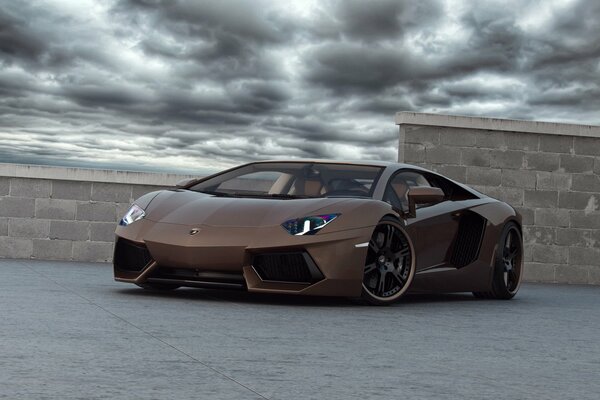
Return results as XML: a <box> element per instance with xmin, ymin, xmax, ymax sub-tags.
<box><xmin>1</xmin><ymin>0</ymin><xmax>599</xmax><ymax>174</ymax></box>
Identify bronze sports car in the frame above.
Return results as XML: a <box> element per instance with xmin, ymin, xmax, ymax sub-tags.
<box><xmin>114</xmin><ymin>160</ymin><xmax>523</xmax><ymax>305</ymax></box>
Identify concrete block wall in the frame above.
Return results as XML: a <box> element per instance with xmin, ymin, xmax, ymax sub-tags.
<box><xmin>0</xmin><ymin>164</ymin><xmax>196</xmax><ymax>262</ymax></box>
<box><xmin>397</xmin><ymin>112</ymin><xmax>600</xmax><ymax>285</ymax></box>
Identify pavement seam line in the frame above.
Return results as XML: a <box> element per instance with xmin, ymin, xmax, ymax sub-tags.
<box><xmin>18</xmin><ymin>260</ymin><xmax>271</xmax><ymax>400</ymax></box>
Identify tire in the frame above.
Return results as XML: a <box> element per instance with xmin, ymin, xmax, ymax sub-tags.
<box><xmin>136</xmin><ymin>283</ymin><xmax>181</xmax><ymax>291</ymax></box>
<box><xmin>361</xmin><ymin>216</ymin><xmax>416</xmax><ymax>305</ymax></box>
<box><xmin>473</xmin><ymin>221</ymin><xmax>523</xmax><ymax>300</ymax></box>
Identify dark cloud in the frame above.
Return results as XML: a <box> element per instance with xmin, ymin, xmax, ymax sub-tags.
<box><xmin>0</xmin><ymin>0</ymin><xmax>599</xmax><ymax>173</ymax></box>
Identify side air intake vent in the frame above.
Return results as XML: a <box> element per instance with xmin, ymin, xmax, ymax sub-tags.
<box><xmin>114</xmin><ymin>239</ymin><xmax>153</xmax><ymax>272</ymax></box>
<box><xmin>253</xmin><ymin>252</ymin><xmax>323</xmax><ymax>283</ymax></box>
<box><xmin>450</xmin><ymin>212</ymin><xmax>486</xmax><ymax>268</ymax></box>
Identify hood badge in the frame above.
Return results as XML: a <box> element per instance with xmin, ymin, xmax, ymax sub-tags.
<box><xmin>189</xmin><ymin>228</ymin><xmax>201</xmax><ymax>235</ymax></box>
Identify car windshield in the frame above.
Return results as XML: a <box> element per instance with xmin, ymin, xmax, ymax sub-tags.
<box><xmin>189</xmin><ymin>162</ymin><xmax>384</xmax><ymax>199</ymax></box>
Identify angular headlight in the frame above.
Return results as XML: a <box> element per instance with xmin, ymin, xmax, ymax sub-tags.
<box><xmin>119</xmin><ymin>204</ymin><xmax>146</xmax><ymax>226</ymax></box>
<box><xmin>281</xmin><ymin>213</ymin><xmax>340</xmax><ymax>235</ymax></box>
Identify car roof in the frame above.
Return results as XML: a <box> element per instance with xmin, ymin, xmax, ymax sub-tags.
<box><xmin>253</xmin><ymin>159</ymin><xmax>415</xmax><ymax>169</ymax></box>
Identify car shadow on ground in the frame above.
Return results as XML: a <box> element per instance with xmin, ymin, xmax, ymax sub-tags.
<box><xmin>115</xmin><ymin>286</ymin><xmax>481</xmax><ymax>307</ymax></box>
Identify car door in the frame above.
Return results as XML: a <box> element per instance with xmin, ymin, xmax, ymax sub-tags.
<box><xmin>383</xmin><ymin>170</ymin><xmax>464</xmax><ymax>271</ymax></box>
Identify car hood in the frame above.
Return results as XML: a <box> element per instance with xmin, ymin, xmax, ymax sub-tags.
<box><xmin>143</xmin><ymin>190</ymin><xmax>365</xmax><ymax>227</ymax></box>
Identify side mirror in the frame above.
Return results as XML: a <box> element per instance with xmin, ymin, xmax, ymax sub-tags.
<box><xmin>406</xmin><ymin>186</ymin><xmax>445</xmax><ymax>218</ymax></box>
<box><xmin>175</xmin><ymin>178</ymin><xmax>200</xmax><ymax>188</ymax></box>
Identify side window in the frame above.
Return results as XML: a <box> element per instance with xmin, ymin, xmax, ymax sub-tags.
<box><xmin>383</xmin><ymin>171</ymin><xmax>432</xmax><ymax>210</ymax></box>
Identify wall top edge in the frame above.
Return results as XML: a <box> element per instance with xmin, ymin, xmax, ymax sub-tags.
<box><xmin>395</xmin><ymin>111</ymin><xmax>600</xmax><ymax>138</ymax></box>
<box><xmin>0</xmin><ymin>163</ymin><xmax>199</xmax><ymax>185</ymax></box>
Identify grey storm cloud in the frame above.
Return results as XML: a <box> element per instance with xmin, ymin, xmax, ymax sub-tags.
<box><xmin>0</xmin><ymin>0</ymin><xmax>599</xmax><ymax>173</ymax></box>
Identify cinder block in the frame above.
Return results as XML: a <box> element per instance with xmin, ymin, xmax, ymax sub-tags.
<box><xmin>76</xmin><ymin>202</ymin><xmax>116</xmax><ymax>222</ymax></box>
<box><xmin>524</xmin><ymin>226</ymin><xmax>555</xmax><ymax>245</ymax></box>
<box><xmin>522</xmin><ymin>262</ymin><xmax>555</xmax><ymax>283</ymax></box>
<box><xmin>524</xmin><ymin>190</ymin><xmax>558</xmax><ymax>208</ymax></box>
<box><xmin>0</xmin><ymin>236</ymin><xmax>33</xmax><ymax>259</ymax></box>
<box><xmin>482</xmin><ymin>186</ymin><xmax>523</xmax><ymax>206</ymax></box>
<box><xmin>536</xmin><ymin>172</ymin><xmax>571</xmax><ymax>191</ymax></box>
<box><xmin>460</xmin><ymin>148</ymin><xmax>490</xmax><ymax>167</ymax></box>
<box><xmin>49</xmin><ymin>220</ymin><xmax>89</xmax><ymax>241</ymax></box>
<box><xmin>559</xmin><ymin>155</ymin><xmax>594</xmax><ymax>173</ymax></box>
<box><xmin>35</xmin><ymin>198</ymin><xmax>77</xmax><ymax>220</ymax></box>
<box><xmin>440</xmin><ymin>128</ymin><xmax>477</xmax><ymax>147</ymax></box>
<box><xmin>534</xmin><ymin>208</ymin><xmax>570</xmax><ymax>227</ymax></box>
<box><xmin>524</xmin><ymin>152</ymin><xmax>560</xmax><ymax>172</ymax></box>
<box><xmin>555</xmin><ymin>265</ymin><xmax>589</xmax><ymax>284</ymax></box>
<box><xmin>405</xmin><ymin>126</ymin><xmax>440</xmax><ymax>146</ymax></box>
<box><xmin>594</xmin><ymin>158</ymin><xmax>600</xmax><ymax>175</ymax></box>
<box><xmin>514</xmin><ymin>207</ymin><xmax>534</xmax><ymax>225</ymax></box>
<box><xmin>90</xmin><ymin>222</ymin><xmax>117</xmax><ymax>242</ymax></box>
<box><xmin>0</xmin><ymin>177</ymin><xmax>9</xmax><ymax>196</ymax></box>
<box><xmin>490</xmin><ymin>150</ymin><xmax>523</xmax><ymax>169</ymax></box>
<box><xmin>403</xmin><ymin>144</ymin><xmax>426</xmax><ymax>163</ymax></box>
<box><xmin>430</xmin><ymin>165</ymin><xmax>466</xmax><ymax>182</ymax></box>
<box><xmin>506</xmin><ymin>132</ymin><xmax>538</xmax><ymax>151</ymax></box>
<box><xmin>0</xmin><ymin>197</ymin><xmax>35</xmax><ymax>218</ymax></box>
<box><xmin>571</xmin><ymin>174</ymin><xmax>600</xmax><ymax>193</ymax></box>
<box><xmin>51</xmin><ymin>181</ymin><xmax>92</xmax><ymax>200</ymax></box>
<box><xmin>556</xmin><ymin>228</ymin><xmax>590</xmax><ymax>247</ymax></box>
<box><xmin>502</xmin><ymin>169</ymin><xmax>536</xmax><ymax>188</ymax></box>
<box><xmin>589</xmin><ymin>266</ymin><xmax>600</xmax><ymax>285</ymax></box>
<box><xmin>466</xmin><ymin>167</ymin><xmax>501</xmax><ymax>186</ymax></box>
<box><xmin>116</xmin><ymin>203</ymin><xmax>132</xmax><ymax>222</ymax></box>
<box><xmin>9</xmin><ymin>178</ymin><xmax>51</xmax><ymax>198</ymax></box>
<box><xmin>591</xmin><ymin>230</ymin><xmax>600</xmax><ymax>248</ymax></box>
<box><xmin>8</xmin><ymin>218</ymin><xmax>50</xmax><ymax>238</ymax></box>
<box><xmin>574</xmin><ymin>137</ymin><xmax>600</xmax><ymax>156</ymax></box>
<box><xmin>33</xmin><ymin>239</ymin><xmax>73</xmax><ymax>261</ymax></box>
<box><xmin>531</xmin><ymin>244</ymin><xmax>568</xmax><ymax>264</ymax></box>
<box><xmin>425</xmin><ymin>146</ymin><xmax>461</xmax><ymax>165</ymax></box>
<box><xmin>475</xmin><ymin>131</ymin><xmax>505</xmax><ymax>149</ymax></box>
<box><xmin>91</xmin><ymin>183</ymin><xmax>132</xmax><ymax>203</ymax></box>
<box><xmin>570</xmin><ymin>211</ymin><xmax>600</xmax><ymax>229</ymax></box>
<box><xmin>569</xmin><ymin>247</ymin><xmax>600</xmax><ymax>266</ymax></box>
<box><xmin>132</xmin><ymin>185</ymin><xmax>164</xmax><ymax>200</ymax></box>
<box><xmin>558</xmin><ymin>192</ymin><xmax>598</xmax><ymax>210</ymax></box>
<box><xmin>539</xmin><ymin>135</ymin><xmax>573</xmax><ymax>154</ymax></box>
<box><xmin>0</xmin><ymin>217</ymin><xmax>7</xmax><ymax>236</ymax></box>
<box><xmin>72</xmin><ymin>241</ymin><xmax>113</xmax><ymax>262</ymax></box>
<box><xmin>523</xmin><ymin>244</ymin><xmax>533</xmax><ymax>262</ymax></box>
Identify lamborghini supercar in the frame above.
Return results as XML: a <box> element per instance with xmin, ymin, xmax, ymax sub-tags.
<box><xmin>114</xmin><ymin>160</ymin><xmax>523</xmax><ymax>305</ymax></box>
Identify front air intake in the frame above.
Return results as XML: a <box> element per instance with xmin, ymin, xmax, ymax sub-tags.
<box><xmin>252</xmin><ymin>252</ymin><xmax>323</xmax><ymax>283</ymax></box>
<box><xmin>114</xmin><ymin>238</ymin><xmax>153</xmax><ymax>272</ymax></box>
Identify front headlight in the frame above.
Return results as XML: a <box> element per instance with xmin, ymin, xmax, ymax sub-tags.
<box><xmin>119</xmin><ymin>204</ymin><xmax>146</xmax><ymax>226</ymax></box>
<box><xmin>281</xmin><ymin>213</ymin><xmax>340</xmax><ymax>235</ymax></box>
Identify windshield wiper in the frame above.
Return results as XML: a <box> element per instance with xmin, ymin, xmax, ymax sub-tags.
<box><xmin>238</xmin><ymin>193</ymin><xmax>310</xmax><ymax>199</ymax></box>
<box><xmin>197</xmin><ymin>190</ymin><xmax>236</xmax><ymax>197</ymax></box>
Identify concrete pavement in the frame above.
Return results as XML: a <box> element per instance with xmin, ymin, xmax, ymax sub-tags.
<box><xmin>1</xmin><ymin>259</ymin><xmax>599</xmax><ymax>399</ymax></box>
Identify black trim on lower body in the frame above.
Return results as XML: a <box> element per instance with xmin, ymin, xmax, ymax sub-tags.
<box><xmin>252</xmin><ymin>251</ymin><xmax>324</xmax><ymax>284</ymax></box>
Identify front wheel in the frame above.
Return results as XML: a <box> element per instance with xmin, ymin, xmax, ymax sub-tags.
<box><xmin>361</xmin><ymin>216</ymin><xmax>416</xmax><ymax>305</ymax></box>
<box><xmin>473</xmin><ymin>221</ymin><xmax>523</xmax><ymax>300</ymax></box>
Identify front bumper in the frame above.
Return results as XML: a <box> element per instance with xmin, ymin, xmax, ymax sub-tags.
<box><xmin>113</xmin><ymin>219</ymin><xmax>373</xmax><ymax>297</ymax></box>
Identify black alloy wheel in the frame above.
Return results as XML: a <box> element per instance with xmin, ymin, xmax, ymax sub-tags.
<box><xmin>473</xmin><ymin>221</ymin><xmax>523</xmax><ymax>300</ymax></box>
<box><xmin>361</xmin><ymin>216</ymin><xmax>415</xmax><ymax>305</ymax></box>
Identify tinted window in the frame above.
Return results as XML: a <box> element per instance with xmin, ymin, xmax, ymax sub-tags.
<box><xmin>190</xmin><ymin>162</ymin><xmax>384</xmax><ymax>199</ymax></box>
